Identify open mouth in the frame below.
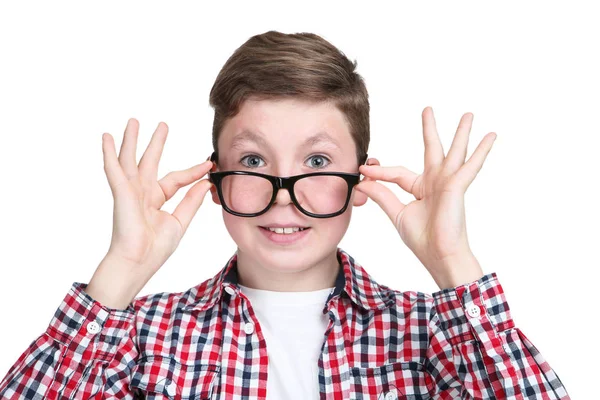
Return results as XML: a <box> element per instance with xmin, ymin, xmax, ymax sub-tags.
<box><xmin>258</xmin><ymin>226</ymin><xmax>311</xmax><ymax>244</ymax></box>
<box><xmin>259</xmin><ymin>226</ymin><xmax>310</xmax><ymax>234</ymax></box>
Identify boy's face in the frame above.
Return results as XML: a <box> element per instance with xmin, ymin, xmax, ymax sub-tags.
<box><xmin>210</xmin><ymin>97</ymin><xmax>368</xmax><ymax>274</ymax></box>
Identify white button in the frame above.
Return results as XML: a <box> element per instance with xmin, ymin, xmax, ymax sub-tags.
<box><xmin>86</xmin><ymin>321</ymin><xmax>100</xmax><ymax>335</ymax></box>
<box><xmin>467</xmin><ymin>305</ymin><xmax>481</xmax><ymax>318</ymax></box>
<box><xmin>224</xmin><ymin>286</ymin><xmax>235</xmax><ymax>295</ymax></box>
<box><xmin>244</xmin><ymin>322</ymin><xmax>255</xmax><ymax>334</ymax></box>
<box><xmin>166</xmin><ymin>381</ymin><xmax>176</xmax><ymax>396</ymax></box>
<box><xmin>385</xmin><ymin>391</ymin><xmax>398</xmax><ymax>400</ymax></box>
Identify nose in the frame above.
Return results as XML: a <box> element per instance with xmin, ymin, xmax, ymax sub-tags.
<box><xmin>273</xmin><ymin>186</ymin><xmax>293</xmax><ymax>206</ymax></box>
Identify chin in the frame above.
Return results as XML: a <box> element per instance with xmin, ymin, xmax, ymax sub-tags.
<box><xmin>240</xmin><ymin>240</ymin><xmax>328</xmax><ymax>270</ymax></box>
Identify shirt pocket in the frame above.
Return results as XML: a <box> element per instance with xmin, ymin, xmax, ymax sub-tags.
<box><xmin>349</xmin><ymin>361</ymin><xmax>432</xmax><ymax>400</ymax></box>
<box><xmin>129</xmin><ymin>354</ymin><xmax>220</xmax><ymax>400</ymax></box>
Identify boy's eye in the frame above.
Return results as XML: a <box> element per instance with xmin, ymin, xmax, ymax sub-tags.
<box><xmin>306</xmin><ymin>155</ymin><xmax>330</xmax><ymax>169</ymax></box>
<box><xmin>239</xmin><ymin>154</ymin><xmax>331</xmax><ymax>169</ymax></box>
<box><xmin>240</xmin><ymin>155</ymin><xmax>265</xmax><ymax>168</ymax></box>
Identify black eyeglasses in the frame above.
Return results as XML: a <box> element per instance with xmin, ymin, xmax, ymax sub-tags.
<box><xmin>206</xmin><ymin>151</ymin><xmax>368</xmax><ymax>218</ymax></box>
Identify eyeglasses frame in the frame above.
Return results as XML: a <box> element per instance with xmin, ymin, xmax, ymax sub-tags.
<box><xmin>206</xmin><ymin>151</ymin><xmax>369</xmax><ymax>218</ymax></box>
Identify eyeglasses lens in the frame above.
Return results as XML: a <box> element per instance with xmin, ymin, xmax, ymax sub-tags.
<box><xmin>220</xmin><ymin>175</ymin><xmax>348</xmax><ymax>215</ymax></box>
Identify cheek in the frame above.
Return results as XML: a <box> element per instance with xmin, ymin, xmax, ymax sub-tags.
<box><xmin>222</xmin><ymin>211</ymin><xmax>250</xmax><ymax>242</ymax></box>
<box><xmin>318</xmin><ymin>208</ymin><xmax>353</xmax><ymax>239</ymax></box>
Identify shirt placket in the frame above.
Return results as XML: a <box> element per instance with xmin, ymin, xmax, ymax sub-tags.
<box><xmin>220</xmin><ymin>284</ymin><xmax>269</xmax><ymax>400</ymax></box>
<box><xmin>318</xmin><ymin>290</ymin><xmax>352</xmax><ymax>399</ymax></box>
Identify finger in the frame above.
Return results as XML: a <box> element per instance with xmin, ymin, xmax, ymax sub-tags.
<box><xmin>139</xmin><ymin>121</ymin><xmax>169</xmax><ymax>183</ymax></box>
<box><xmin>454</xmin><ymin>132</ymin><xmax>497</xmax><ymax>191</ymax></box>
<box><xmin>354</xmin><ymin>180</ymin><xmax>407</xmax><ymax>229</ymax></box>
<box><xmin>102</xmin><ymin>132</ymin><xmax>128</xmax><ymax>194</ymax></box>
<box><xmin>359</xmin><ymin>157</ymin><xmax>380</xmax><ymax>185</ymax></box>
<box><xmin>157</xmin><ymin>160</ymin><xmax>214</xmax><ymax>202</ymax></box>
<box><xmin>171</xmin><ymin>178</ymin><xmax>213</xmax><ymax>235</ymax></box>
<box><xmin>423</xmin><ymin>106</ymin><xmax>444</xmax><ymax>169</ymax></box>
<box><xmin>366</xmin><ymin>157</ymin><xmax>380</xmax><ymax>167</ymax></box>
<box><xmin>118</xmin><ymin>118</ymin><xmax>140</xmax><ymax>179</ymax></box>
<box><xmin>358</xmin><ymin>164</ymin><xmax>420</xmax><ymax>195</ymax></box>
<box><xmin>445</xmin><ymin>112</ymin><xmax>473</xmax><ymax>172</ymax></box>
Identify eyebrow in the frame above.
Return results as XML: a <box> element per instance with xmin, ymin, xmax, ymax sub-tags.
<box><xmin>230</xmin><ymin>130</ymin><xmax>269</xmax><ymax>150</ymax></box>
<box><xmin>230</xmin><ymin>130</ymin><xmax>341</xmax><ymax>151</ymax></box>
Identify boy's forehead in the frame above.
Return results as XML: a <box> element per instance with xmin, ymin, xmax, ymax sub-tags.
<box><xmin>218</xmin><ymin>98</ymin><xmax>355</xmax><ymax>154</ymax></box>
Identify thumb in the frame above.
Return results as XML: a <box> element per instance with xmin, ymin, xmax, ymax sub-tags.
<box><xmin>355</xmin><ymin>180</ymin><xmax>406</xmax><ymax>229</ymax></box>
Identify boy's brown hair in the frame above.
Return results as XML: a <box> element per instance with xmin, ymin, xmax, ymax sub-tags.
<box><xmin>209</xmin><ymin>30</ymin><xmax>370</xmax><ymax>166</ymax></box>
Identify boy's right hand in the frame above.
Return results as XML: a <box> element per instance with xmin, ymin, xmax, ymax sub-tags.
<box><xmin>84</xmin><ymin>118</ymin><xmax>214</xmax><ymax>309</ymax></box>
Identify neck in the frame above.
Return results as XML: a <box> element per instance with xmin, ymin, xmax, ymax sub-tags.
<box><xmin>235</xmin><ymin>248</ymin><xmax>339</xmax><ymax>292</ymax></box>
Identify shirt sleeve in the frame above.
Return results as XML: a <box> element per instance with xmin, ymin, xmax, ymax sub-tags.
<box><xmin>0</xmin><ymin>282</ymin><xmax>140</xmax><ymax>399</ymax></box>
<box><xmin>425</xmin><ymin>272</ymin><xmax>570</xmax><ymax>399</ymax></box>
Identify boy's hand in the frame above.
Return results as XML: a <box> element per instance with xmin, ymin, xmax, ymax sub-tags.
<box><xmin>355</xmin><ymin>107</ymin><xmax>497</xmax><ymax>289</ymax></box>
<box><xmin>86</xmin><ymin>118</ymin><xmax>214</xmax><ymax>307</ymax></box>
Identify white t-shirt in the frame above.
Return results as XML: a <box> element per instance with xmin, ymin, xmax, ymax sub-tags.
<box><xmin>238</xmin><ymin>284</ymin><xmax>334</xmax><ymax>399</ymax></box>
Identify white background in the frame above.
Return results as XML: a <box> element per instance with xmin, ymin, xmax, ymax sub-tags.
<box><xmin>0</xmin><ymin>1</ymin><xmax>597</xmax><ymax>397</ymax></box>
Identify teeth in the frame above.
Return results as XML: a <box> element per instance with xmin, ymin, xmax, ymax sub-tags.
<box><xmin>266</xmin><ymin>227</ymin><xmax>306</xmax><ymax>234</ymax></box>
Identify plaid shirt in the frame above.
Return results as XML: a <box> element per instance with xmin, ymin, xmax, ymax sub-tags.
<box><xmin>0</xmin><ymin>247</ymin><xmax>570</xmax><ymax>399</ymax></box>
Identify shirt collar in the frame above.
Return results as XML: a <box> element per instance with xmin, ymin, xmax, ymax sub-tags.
<box><xmin>182</xmin><ymin>247</ymin><xmax>394</xmax><ymax>313</ymax></box>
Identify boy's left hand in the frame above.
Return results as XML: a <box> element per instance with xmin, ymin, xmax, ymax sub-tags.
<box><xmin>355</xmin><ymin>107</ymin><xmax>497</xmax><ymax>290</ymax></box>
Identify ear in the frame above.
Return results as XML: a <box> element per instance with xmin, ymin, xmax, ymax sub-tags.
<box><xmin>208</xmin><ymin>161</ymin><xmax>221</xmax><ymax>205</ymax></box>
<box><xmin>352</xmin><ymin>188</ymin><xmax>369</xmax><ymax>207</ymax></box>
<box><xmin>210</xmin><ymin>185</ymin><xmax>221</xmax><ymax>205</ymax></box>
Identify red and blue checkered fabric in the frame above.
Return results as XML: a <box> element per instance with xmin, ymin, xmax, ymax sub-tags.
<box><xmin>0</xmin><ymin>247</ymin><xmax>570</xmax><ymax>399</ymax></box>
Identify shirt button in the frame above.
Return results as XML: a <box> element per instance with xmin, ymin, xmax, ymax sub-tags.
<box><xmin>385</xmin><ymin>391</ymin><xmax>398</xmax><ymax>400</ymax></box>
<box><xmin>224</xmin><ymin>286</ymin><xmax>235</xmax><ymax>295</ymax></box>
<box><xmin>86</xmin><ymin>321</ymin><xmax>100</xmax><ymax>335</ymax></box>
<box><xmin>467</xmin><ymin>305</ymin><xmax>481</xmax><ymax>318</ymax></box>
<box><xmin>244</xmin><ymin>322</ymin><xmax>255</xmax><ymax>334</ymax></box>
<box><xmin>166</xmin><ymin>381</ymin><xmax>176</xmax><ymax>396</ymax></box>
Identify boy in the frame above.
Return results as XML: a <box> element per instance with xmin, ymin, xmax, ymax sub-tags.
<box><xmin>0</xmin><ymin>30</ymin><xmax>569</xmax><ymax>399</ymax></box>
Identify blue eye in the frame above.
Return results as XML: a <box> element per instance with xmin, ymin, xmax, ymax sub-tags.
<box><xmin>240</xmin><ymin>154</ymin><xmax>265</xmax><ymax>168</ymax></box>
<box><xmin>306</xmin><ymin>155</ymin><xmax>330</xmax><ymax>169</ymax></box>
<box><xmin>240</xmin><ymin>154</ymin><xmax>330</xmax><ymax>169</ymax></box>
